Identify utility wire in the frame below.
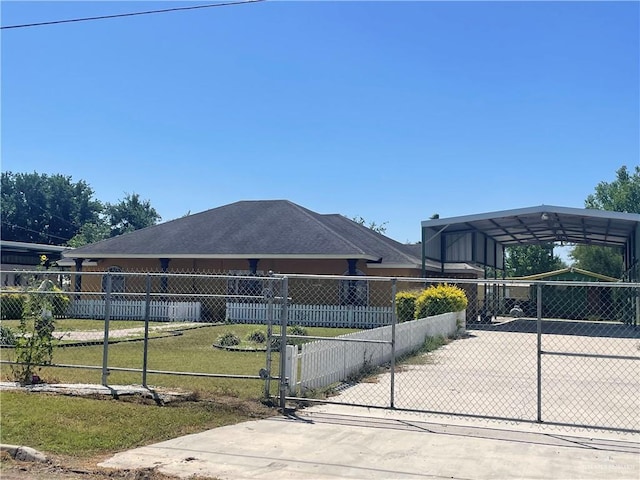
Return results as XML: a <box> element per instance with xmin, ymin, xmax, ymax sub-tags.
<box><xmin>1</xmin><ymin>220</ymin><xmax>72</xmax><ymax>243</ymax></box>
<box><xmin>1</xmin><ymin>0</ymin><xmax>264</xmax><ymax>30</ymax></box>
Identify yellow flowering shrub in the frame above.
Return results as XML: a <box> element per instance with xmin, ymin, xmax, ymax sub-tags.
<box><xmin>414</xmin><ymin>284</ymin><xmax>468</xmax><ymax>319</ymax></box>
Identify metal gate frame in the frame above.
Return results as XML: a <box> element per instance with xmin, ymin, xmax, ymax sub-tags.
<box><xmin>279</xmin><ymin>277</ymin><xmax>640</xmax><ymax>433</ymax></box>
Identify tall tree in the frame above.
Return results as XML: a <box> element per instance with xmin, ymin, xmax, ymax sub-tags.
<box><xmin>505</xmin><ymin>243</ymin><xmax>566</xmax><ymax>277</ymax></box>
<box><xmin>106</xmin><ymin>193</ymin><xmax>161</xmax><ymax>237</ymax></box>
<box><xmin>1</xmin><ymin>172</ymin><xmax>102</xmax><ymax>245</ymax></box>
<box><xmin>585</xmin><ymin>165</ymin><xmax>640</xmax><ymax>213</ymax></box>
<box><xmin>571</xmin><ymin>165</ymin><xmax>639</xmax><ymax>278</ymax></box>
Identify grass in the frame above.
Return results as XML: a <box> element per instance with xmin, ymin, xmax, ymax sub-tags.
<box><xmin>0</xmin><ymin>322</ymin><xmax>358</xmax><ymax>462</ymax></box>
<box><xmin>398</xmin><ymin>335</ymin><xmax>451</xmax><ymax>366</ymax></box>
<box><xmin>0</xmin><ymin>390</ymin><xmax>272</xmax><ymax>457</ymax></box>
<box><xmin>0</xmin><ymin>323</ymin><xmax>359</xmax><ymax>398</ymax></box>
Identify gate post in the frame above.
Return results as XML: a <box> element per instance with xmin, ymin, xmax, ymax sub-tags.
<box><xmin>279</xmin><ymin>276</ymin><xmax>289</xmax><ymax>411</ymax></box>
<box><xmin>536</xmin><ymin>283</ymin><xmax>543</xmax><ymax>423</ymax></box>
<box><xmin>263</xmin><ymin>278</ymin><xmax>275</xmax><ymax>399</ymax></box>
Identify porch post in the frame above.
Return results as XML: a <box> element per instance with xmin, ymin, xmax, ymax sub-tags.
<box><xmin>160</xmin><ymin>258</ymin><xmax>170</xmax><ymax>293</ymax></box>
<box><xmin>74</xmin><ymin>258</ymin><xmax>83</xmax><ymax>297</ymax></box>
<box><xmin>248</xmin><ymin>258</ymin><xmax>259</xmax><ymax>275</ymax></box>
<box><xmin>346</xmin><ymin>259</ymin><xmax>358</xmax><ymax>305</ymax></box>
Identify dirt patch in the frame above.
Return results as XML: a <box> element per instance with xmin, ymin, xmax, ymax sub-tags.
<box><xmin>1</xmin><ymin>452</ymin><xmax>213</xmax><ymax>479</ymax></box>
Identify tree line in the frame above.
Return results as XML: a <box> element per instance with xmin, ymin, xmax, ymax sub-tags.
<box><xmin>1</xmin><ymin>171</ymin><xmax>160</xmax><ymax>247</ymax></box>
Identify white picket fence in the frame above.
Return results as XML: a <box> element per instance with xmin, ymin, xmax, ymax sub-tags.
<box><xmin>68</xmin><ymin>299</ymin><xmax>202</xmax><ymax>322</ymax></box>
<box><xmin>226</xmin><ymin>302</ymin><xmax>394</xmax><ymax>328</ymax></box>
<box><xmin>291</xmin><ymin>310</ymin><xmax>464</xmax><ymax>393</ymax></box>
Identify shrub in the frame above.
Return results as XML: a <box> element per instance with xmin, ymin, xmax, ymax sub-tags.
<box><xmin>287</xmin><ymin>325</ymin><xmax>308</xmax><ymax>336</ymax></box>
<box><xmin>0</xmin><ymin>325</ymin><xmax>16</xmax><ymax>346</ymax></box>
<box><xmin>415</xmin><ymin>284</ymin><xmax>468</xmax><ymax>319</ymax></box>
<box><xmin>0</xmin><ymin>293</ymin><xmax>25</xmax><ymax>320</ymax></box>
<box><xmin>49</xmin><ymin>288</ymin><xmax>71</xmax><ymax>317</ymax></box>
<box><xmin>395</xmin><ymin>291</ymin><xmax>421</xmax><ymax>322</ymax></box>
<box><xmin>216</xmin><ymin>332</ymin><xmax>241</xmax><ymax>347</ymax></box>
<box><xmin>0</xmin><ymin>287</ymin><xmax>69</xmax><ymax>320</ymax></box>
<box><xmin>247</xmin><ymin>329</ymin><xmax>267</xmax><ymax>343</ymax></box>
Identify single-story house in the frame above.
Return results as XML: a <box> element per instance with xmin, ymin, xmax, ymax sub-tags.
<box><xmin>0</xmin><ymin>240</ymin><xmax>70</xmax><ymax>286</ymax></box>
<box><xmin>63</xmin><ymin>199</ymin><xmax>481</xmax><ymax>277</ymax></box>
<box><xmin>61</xmin><ymin>200</ymin><xmax>480</xmax><ymax>311</ymax></box>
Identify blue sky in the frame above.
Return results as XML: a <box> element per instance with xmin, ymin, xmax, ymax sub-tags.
<box><xmin>2</xmin><ymin>1</ymin><xmax>639</xmax><ymax>246</ymax></box>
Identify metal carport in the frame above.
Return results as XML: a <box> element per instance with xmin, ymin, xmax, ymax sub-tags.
<box><xmin>420</xmin><ymin>205</ymin><xmax>640</xmax><ymax>281</ymax></box>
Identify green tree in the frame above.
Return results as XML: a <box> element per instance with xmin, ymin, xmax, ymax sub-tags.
<box><xmin>106</xmin><ymin>193</ymin><xmax>161</xmax><ymax>237</ymax></box>
<box><xmin>570</xmin><ymin>165</ymin><xmax>639</xmax><ymax>278</ymax></box>
<box><xmin>569</xmin><ymin>245</ymin><xmax>623</xmax><ymax>279</ymax></box>
<box><xmin>66</xmin><ymin>222</ymin><xmax>111</xmax><ymax>248</ymax></box>
<box><xmin>505</xmin><ymin>243</ymin><xmax>566</xmax><ymax>277</ymax></box>
<box><xmin>351</xmin><ymin>215</ymin><xmax>388</xmax><ymax>234</ymax></box>
<box><xmin>1</xmin><ymin>172</ymin><xmax>102</xmax><ymax>245</ymax></box>
<box><xmin>585</xmin><ymin>165</ymin><xmax>640</xmax><ymax>213</ymax></box>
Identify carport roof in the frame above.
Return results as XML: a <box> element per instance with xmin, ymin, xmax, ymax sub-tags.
<box><xmin>421</xmin><ymin>205</ymin><xmax>640</xmax><ymax>248</ymax></box>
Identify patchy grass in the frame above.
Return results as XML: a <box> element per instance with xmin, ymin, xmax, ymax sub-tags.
<box><xmin>0</xmin><ymin>390</ymin><xmax>272</xmax><ymax>457</ymax></box>
<box><xmin>397</xmin><ymin>335</ymin><xmax>451</xmax><ymax>366</ymax></box>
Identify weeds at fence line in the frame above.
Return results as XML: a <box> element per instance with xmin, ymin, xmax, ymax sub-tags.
<box><xmin>394</xmin><ymin>335</ymin><xmax>451</xmax><ymax>368</ymax></box>
<box><xmin>10</xmin><ymin>280</ymin><xmax>62</xmax><ymax>385</ymax></box>
<box><xmin>346</xmin><ymin>353</ymin><xmax>380</xmax><ymax>384</ymax></box>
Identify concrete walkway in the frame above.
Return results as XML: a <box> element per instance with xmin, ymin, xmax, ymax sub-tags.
<box><xmin>99</xmin><ymin>404</ymin><xmax>640</xmax><ymax>480</ymax></box>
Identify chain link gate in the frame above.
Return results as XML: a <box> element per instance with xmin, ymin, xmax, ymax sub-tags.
<box><xmin>280</xmin><ymin>275</ymin><xmax>640</xmax><ymax>433</ymax></box>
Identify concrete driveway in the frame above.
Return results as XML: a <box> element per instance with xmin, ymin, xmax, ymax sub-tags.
<box><xmin>330</xmin><ymin>325</ymin><xmax>640</xmax><ymax>430</ymax></box>
<box><xmin>99</xmin><ymin>404</ymin><xmax>640</xmax><ymax>480</ymax></box>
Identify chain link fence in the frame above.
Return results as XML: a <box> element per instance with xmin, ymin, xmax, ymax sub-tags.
<box><xmin>1</xmin><ymin>269</ymin><xmax>638</xmax><ymax>432</ymax></box>
<box><xmin>0</xmin><ymin>270</ymin><xmax>284</xmax><ymax>399</ymax></box>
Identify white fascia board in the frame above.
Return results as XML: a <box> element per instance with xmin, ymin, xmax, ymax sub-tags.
<box><xmin>62</xmin><ymin>253</ymin><xmax>380</xmax><ymax>261</ymax></box>
<box><xmin>367</xmin><ymin>263</ymin><xmax>421</xmax><ymax>269</ymax></box>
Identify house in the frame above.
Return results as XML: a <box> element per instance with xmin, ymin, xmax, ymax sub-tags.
<box><xmin>63</xmin><ymin>200</ymin><xmax>479</xmax><ymax>280</ymax></box>
<box><xmin>60</xmin><ymin>201</ymin><xmax>480</xmax><ymax>318</ymax></box>
<box><xmin>0</xmin><ymin>240</ymin><xmax>70</xmax><ymax>286</ymax></box>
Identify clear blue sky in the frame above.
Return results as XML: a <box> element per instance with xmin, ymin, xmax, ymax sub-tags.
<box><xmin>2</xmin><ymin>1</ymin><xmax>639</xmax><ymax>245</ymax></box>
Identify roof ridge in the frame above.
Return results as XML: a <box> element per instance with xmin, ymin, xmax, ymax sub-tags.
<box><xmin>322</xmin><ymin>213</ymin><xmax>421</xmax><ymax>264</ymax></box>
<box><xmin>286</xmin><ymin>203</ymin><xmax>368</xmax><ymax>256</ymax></box>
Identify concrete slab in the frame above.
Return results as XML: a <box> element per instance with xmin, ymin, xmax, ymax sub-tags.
<box><xmin>99</xmin><ymin>405</ymin><xmax>640</xmax><ymax>480</ymax></box>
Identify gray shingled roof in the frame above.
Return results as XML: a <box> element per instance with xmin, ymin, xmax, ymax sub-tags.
<box><xmin>64</xmin><ymin>200</ymin><xmax>422</xmax><ymax>267</ymax></box>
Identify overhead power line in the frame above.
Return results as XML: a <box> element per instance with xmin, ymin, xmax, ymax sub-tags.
<box><xmin>1</xmin><ymin>0</ymin><xmax>264</xmax><ymax>30</ymax></box>
<box><xmin>1</xmin><ymin>220</ymin><xmax>71</xmax><ymax>242</ymax></box>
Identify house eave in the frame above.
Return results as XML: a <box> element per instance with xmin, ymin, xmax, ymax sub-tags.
<box><xmin>62</xmin><ymin>253</ymin><xmax>381</xmax><ymax>261</ymax></box>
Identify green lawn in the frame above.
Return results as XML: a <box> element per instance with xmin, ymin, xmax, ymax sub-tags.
<box><xmin>2</xmin><ymin>324</ymin><xmax>357</xmax><ymax>398</ymax></box>
<box><xmin>0</xmin><ymin>323</ymin><xmax>358</xmax><ymax>459</ymax></box>
<box><xmin>0</xmin><ymin>390</ymin><xmax>272</xmax><ymax>456</ymax></box>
